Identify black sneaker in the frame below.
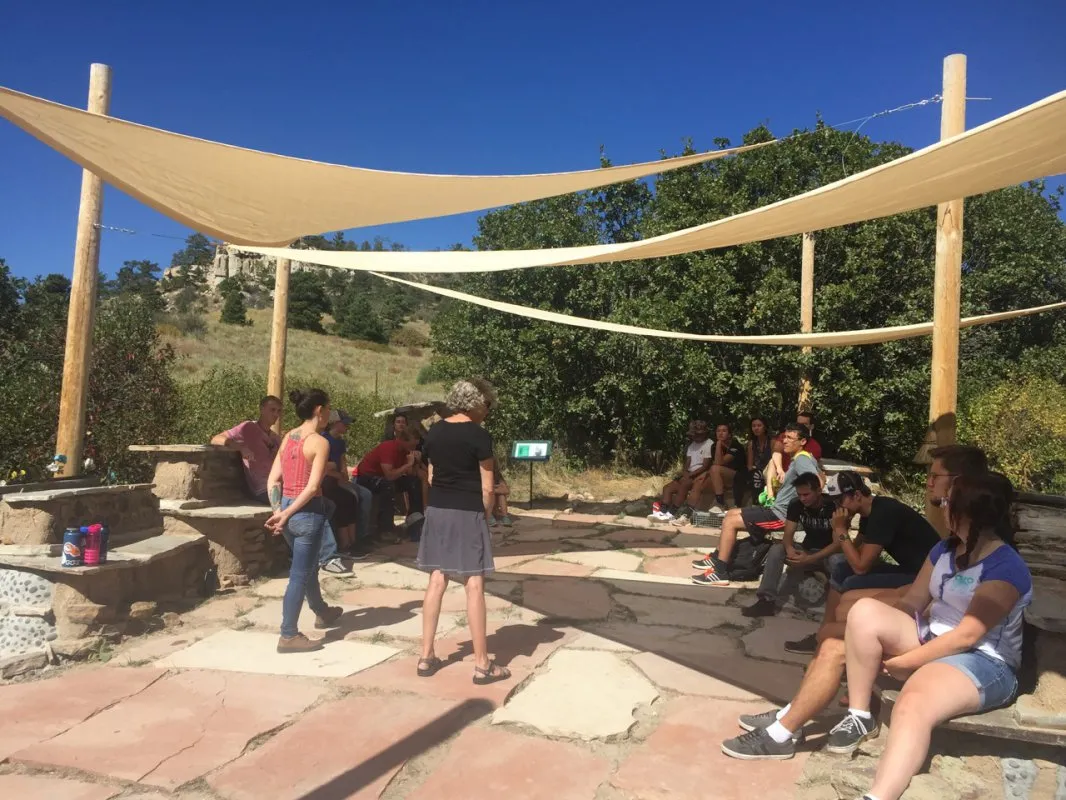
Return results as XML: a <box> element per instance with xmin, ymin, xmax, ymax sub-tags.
<box><xmin>737</xmin><ymin>708</ymin><xmax>807</xmax><ymax>742</ymax></box>
<box><xmin>825</xmin><ymin>712</ymin><xmax>880</xmax><ymax>754</ymax></box>
<box><xmin>691</xmin><ymin>569</ymin><xmax>731</xmax><ymax>587</ymax></box>
<box><xmin>784</xmin><ymin>632</ymin><xmax>819</xmax><ymax>655</ymax></box>
<box><xmin>720</xmin><ymin>727</ymin><xmax>795</xmax><ymax>760</ymax></box>
<box><xmin>742</xmin><ymin>597</ymin><xmax>779</xmax><ymax>618</ymax></box>
<box><xmin>691</xmin><ymin>556</ymin><xmax>715</xmax><ymax>570</ymax></box>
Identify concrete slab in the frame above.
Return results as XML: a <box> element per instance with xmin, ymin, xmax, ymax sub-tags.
<box><xmin>548</xmin><ymin>549</ymin><xmax>643</xmax><ymax>571</ymax></box>
<box><xmin>492</xmin><ymin>553</ymin><xmax>544</xmax><ymax>569</ymax></box>
<box><xmin>0</xmin><ymin>667</ymin><xmax>164</xmax><ymax>760</ymax></box>
<box><xmin>565</xmin><ymin>630</ymin><xmax>638</xmax><ymax>652</ymax></box>
<box><xmin>252</xmin><ymin>577</ymin><xmax>289</xmax><ymax>598</ymax></box>
<box><xmin>596</xmin><ymin>574</ymin><xmax>733</xmax><ymax>603</ymax></box>
<box><xmin>407</xmin><ymin>726</ymin><xmax>612</xmax><ymax>800</ymax></box>
<box><xmin>208</xmin><ymin>694</ymin><xmax>485</xmax><ymax>800</ymax></box>
<box><xmin>630</xmin><ymin>652</ymin><xmax>769</xmax><ymax>701</ymax></box>
<box><xmin>110</xmin><ymin>630</ymin><xmax>215</xmax><ymax>666</ymax></box>
<box><xmin>493</xmin><ymin>649</ymin><xmax>658</xmax><ymax>739</ymax></box>
<box><xmin>606</xmin><ymin>528</ymin><xmax>673</xmax><ymax>545</ymax></box>
<box><xmin>615</xmin><ymin>593</ymin><xmax>745</xmax><ymax>630</ymax></box>
<box><xmin>0</xmin><ymin>775</ymin><xmax>119</xmax><ymax>800</ymax></box>
<box><xmin>506</xmin><ymin>558</ymin><xmax>596</xmax><ymax>578</ymax></box>
<box><xmin>643</xmin><ymin>554</ymin><xmax>703</xmax><ymax>579</ymax></box>
<box><xmin>355</xmin><ymin>561</ymin><xmax>430</xmax><ymax>589</ymax></box>
<box><xmin>13</xmin><ymin>671</ymin><xmax>326</xmax><ymax>790</ymax></box>
<box><xmin>742</xmin><ymin>616</ymin><xmax>821</xmax><ymax>666</ymax></box>
<box><xmin>613</xmin><ymin>697</ymin><xmax>808</xmax><ymax>799</ymax></box>
<box><xmin>156</xmin><ymin>629</ymin><xmax>398</xmax><ymax>678</ymax></box>
<box><xmin>508</xmin><ymin>525</ymin><xmax>579</xmax><ymax>543</ymax></box>
<box><xmin>521</xmin><ymin>578</ymin><xmax>613</xmax><ymax>620</ymax></box>
<box><xmin>182</xmin><ymin>594</ymin><xmax>258</xmax><ymax>623</ymax></box>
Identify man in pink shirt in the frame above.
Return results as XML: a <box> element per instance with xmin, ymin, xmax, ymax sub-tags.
<box><xmin>210</xmin><ymin>395</ymin><xmax>282</xmax><ymax>503</ymax></box>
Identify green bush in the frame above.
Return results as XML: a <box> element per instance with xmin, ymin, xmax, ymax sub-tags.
<box><xmin>174</xmin><ymin>366</ymin><xmax>392</xmax><ymax>461</ymax></box>
<box><xmin>160</xmin><ymin>312</ymin><xmax>208</xmax><ymax>338</ymax></box>
<box><xmin>960</xmin><ymin>375</ymin><xmax>1066</xmax><ymax>494</ymax></box>
<box><xmin>390</xmin><ymin>324</ymin><xmax>431</xmax><ymax>348</ymax></box>
<box><xmin>416</xmin><ymin>361</ymin><xmax>449</xmax><ymax>385</ymax></box>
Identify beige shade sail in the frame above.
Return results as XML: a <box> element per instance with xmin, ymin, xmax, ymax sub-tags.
<box><xmin>236</xmin><ymin>89</ymin><xmax>1066</xmax><ymax>273</ymax></box>
<box><xmin>370</xmin><ymin>271</ymin><xmax>1066</xmax><ymax>347</ymax></box>
<box><xmin>0</xmin><ymin>86</ymin><xmax>772</xmax><ymax>246</ymax></box>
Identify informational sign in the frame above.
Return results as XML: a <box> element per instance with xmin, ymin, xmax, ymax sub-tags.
<box><xmin>512</xmin><ymin>440</ymin><xmax>552</xmax><ymax>462</ymax></box>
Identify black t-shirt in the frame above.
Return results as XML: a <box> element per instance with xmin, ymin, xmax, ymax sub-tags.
<box><xmin>717</xmin><ymin>439</ymin><xmax>746</xmax><ymax>470</ymax></box>
<box><xmin>858</xmin><ymin>496</ymin><xmax>941</xmax><ymax>575</ymax></box>
<box><xmin>785</xmin><ymin>496</ymin><xmax>837</xmax><ymax>550</ymax></box>
<box><xmin>423</xmin><ymin>420</ymin><xmax>494</xmax><ymax>512</ymax></box>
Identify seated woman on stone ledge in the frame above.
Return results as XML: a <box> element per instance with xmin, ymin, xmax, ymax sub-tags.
<box><xmin>829</xmin><ymin>472</ymin><xmax>1032</xmax><ymax>800</ymax></box>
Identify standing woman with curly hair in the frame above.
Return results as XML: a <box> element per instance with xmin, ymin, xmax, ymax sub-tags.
<box><xmin>416</xmin><ymin>378</ymin><xmax>510</xmax><ymax>685</ymax></box>
<box><xmin>264</xmin><ymin>388</ymin><xmax>343</xmax><ymax>653</ymax></box>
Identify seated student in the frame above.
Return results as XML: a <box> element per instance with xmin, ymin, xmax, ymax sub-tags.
<box><xmin>704</xmin><ymin>422</ymin><xmax>746</xmax><ymax>516</ymax></box>
<box><xmin>746</xmin><ymin>416</ymin><xmax>774</xmax><ymax>504</ymax></box>
<box><xmin>356</xmin><ymin>430</ymin><xmax>419</xmax><ymax>537</ymax></box>
<box><xmin>321</xmin><ymin>409</ymin><xmax>375</xmax><ymax>556</ymax></box>
<box><xmin>741</xmin><ymin>471</ymin><xmax>840</xmax><ymax>617</ymax></box>
<box><xmin>822</xmin><ymin>473</ymin><xmax>1030</xmax><ymax>800</ymax></box>
<box><xmin>768</xmin><ymin>410</ymin><xmax>823</xmax><ymax>494</ymax></box>
<box><xmin>718</xmin><ymin>445</ymin><xmax>991</xmax><ymax>764</ymax></box>
<box><xmin>649</xmin><ymin>420</ymin><xmax>714</xmax><ymax>522</ymax></box>
<box><xmin>690</xmin><ymin>423</ymin><xmax>818</xmax><ymax>586</ymax></box>
<box><xmin>489</xmin><ymin>464</ymin><xmax>514</xmax><ymax>527</ymax></box>
<box><xmin>210</xmin><ymin>395</ymin><xmax>282</xmax><ymax>503</ymax></box>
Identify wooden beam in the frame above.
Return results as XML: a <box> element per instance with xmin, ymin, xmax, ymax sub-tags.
<box><xmin>798</xmin><ymin>231</ymin><xmax>815</xmax><ymax>411</ymax></box>
<box><xmin>928</xmin><ymin>53</ymin><xmax>967</xmax><ymax>447</ymax></box>
<box><xmin>54</xmin><ymin>63</ymin><xmax>112</xmax><ymax>478</ymax></box>
<box><xmin>266</xmin><ymin>257</ymin><xmax>291</xmax><ymax>434</ymax></box>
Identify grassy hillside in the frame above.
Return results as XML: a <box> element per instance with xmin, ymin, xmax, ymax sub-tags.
<box><xmin>160</xmin><ymin>309</ymin><xmax>447</xmax><ymax>404</ymax></box>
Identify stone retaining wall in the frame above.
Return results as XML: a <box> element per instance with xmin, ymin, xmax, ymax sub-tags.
<box><xmin>0</xmin><ymin>484</ymin><xmax>162</xmax><ymax>546</ymax></box>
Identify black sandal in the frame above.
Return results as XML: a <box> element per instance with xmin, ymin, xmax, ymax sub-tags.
<box><xmin>473</xmin><ymin>660</ymin><xmax>511</xmax><ymax>685</ymax></box>
<box><xmin>417</xmin><ymin>656</ymin><xmax>443</xmax><ymax>677</ymax></box>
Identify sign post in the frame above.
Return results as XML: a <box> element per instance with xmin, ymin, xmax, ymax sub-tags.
<box><xmin>511</xmin><ymin>440</ymin><xmax>553</xmax><ymax>510</ymax></box>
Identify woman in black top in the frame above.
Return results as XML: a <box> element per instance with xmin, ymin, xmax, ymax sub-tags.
<box><xmin>747</xmin><ymin>416</ymin><xmax>773</xmax><ymax>498</ymax></box>
<box><xmin>416</xmin><ymin>378</ymin><xmax>510</xmax><ymax>685</ymax></box>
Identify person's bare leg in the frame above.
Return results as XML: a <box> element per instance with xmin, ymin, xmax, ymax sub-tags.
<box><xmin>715</xmin><ymin>509</ymin><xmax>744</xmax><ymax>563</ymax></box>
<box><xmin>778</xmin><ymin>637</ymin><xmax>847</xmax><ymax>731</ymax></box>
<box><xmin>497</xmin><ymin>493</ymin><xmax>509</xmax><ymax>516</ymax></box>
<box><xmin>869</xmin><ymin>664</ymin><xmax>980</xmax><ymax>800</ymax></box>
<box><xmin>708</xmin><ymin>465</ymin><xmax>725</xmax><ymax>497</ymax></box>
<box><xmin>464</xmin><ymin>575</ymin><xmax>490</xmax><ymax>670</ymax></box>
<box><xmin>844</xmin><ymin>599</ymin><xmax>921</xmax><ymax>713</ymax></box>
<box><xmin>686</xmin><ymin>474</ymin><xmax>710</xmax><ymax>507</ymax></box>
<box><xmin>420</xmin><ymin>570</ymin><xmax>448</xmax><ymax>659</ymax></box>
<box><xmin>660</xmin><ymin>480</ymin><xmax>680</xmax><ymax>505</ymax></box>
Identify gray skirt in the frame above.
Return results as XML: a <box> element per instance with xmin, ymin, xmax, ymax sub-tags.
<box><xmin>416</xmin><ymin>505</ymin><xmax>495</xmax><ymax>577</ymax></box>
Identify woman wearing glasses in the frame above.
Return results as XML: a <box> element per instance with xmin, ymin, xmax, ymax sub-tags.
<box><xmin>828</xmin><ymin>472</ymin><xmax>1031</xmax><ymax>800</ymax></box>
<box><xmin>415</xmin><ymin>378</ymin><xmax>510</xmax><ymax>685</ymax></box>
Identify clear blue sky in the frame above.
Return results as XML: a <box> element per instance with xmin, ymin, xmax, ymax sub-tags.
<box><xmin>1</xmin><ymin>0</ymin><xmax>1064</xmax><ymax>281</ymax></box>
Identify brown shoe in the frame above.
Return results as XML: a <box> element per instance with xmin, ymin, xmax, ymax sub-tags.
<box><xmin>276</xmin><ymin>633</ymin><xmax>323</xmax><ymax>653</ymax></box>
<box><xmin>314</xmin><ymin>606</ymin><xmax>344</xmax><ymax>629</ymax></box>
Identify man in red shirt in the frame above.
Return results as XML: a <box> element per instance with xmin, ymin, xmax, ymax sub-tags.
<box><xmin>773</xmin><ymin>410</ymin><xmax>823</xmax><ymax>473</ymax></box>
<box><xmin>356</xmin><ymin>431</ymin><xmax>419</xmax><ymax>537</ymax></box>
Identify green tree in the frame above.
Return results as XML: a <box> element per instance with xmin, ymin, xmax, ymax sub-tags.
<box><xmin>169</xmin><ymin>233</ymin><xmax>215</xmax><ymax>270</ymax></box>
<box><xmin>0</xmin><ymin>258</ymin><xmax>21</xmax><ymax>337</ymax></box>
<box><xmin>431</xmin><ymin>125</ymin><xmax>1066</xmax><ymax>471</ymax></box>
<box><xmin>333</xmin><ymin>287</ymin><xmax>387</xmax><ymax>343</ymax></box>
<box><xmin>288</xmin><ymin>270</ymin><xmax>330</xmax><ymax>333</ymax></box>
<box><xmin>110</xmin><ymin>259</ymin><xmax>165</xmax><ymax>312</ymax></box>
<box><xmin>219</xmin><ymin>277</ymin><xmax>250</xmax><ymax>326</ymax></box>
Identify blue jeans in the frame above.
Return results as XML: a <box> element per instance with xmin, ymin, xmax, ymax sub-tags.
<box><xmin>280</xmin><ymin>496</ymin><xmax>329</xmax><ymax>637</ymax></box>
<box><xmin>935</xmin><ymin>650</ymin><xmax>1018</xmax><ymax>711</ymax></box>
<box><xmin>350</xmin><ymin>480</ymin><xmax>373</xmax><ymax>541</ymax></box>
<box><xmin>827</xmin><ymin>552</ymin><xmax>915</xmax><ymax>593</ymax></box>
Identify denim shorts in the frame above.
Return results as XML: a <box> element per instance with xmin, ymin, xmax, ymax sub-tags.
<box><xmin>935</xmin><ymin>650</ymin><xmax>1018</xmax><ymax>711</ymax></box>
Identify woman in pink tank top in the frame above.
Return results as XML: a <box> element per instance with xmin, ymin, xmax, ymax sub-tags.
<box><xmin>264</xmin><ymin>388</ymin><xmax>344</xmax><ymax>653</ymax></box>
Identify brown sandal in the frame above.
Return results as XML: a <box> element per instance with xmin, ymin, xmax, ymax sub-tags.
<box><xmin>473</xmin><ymin>660</ymin><xmax>511</xmax><ymax>685</ymax></box>
<box><xmin>417</xmin><ymin>656</ymin><xmax>443</xmax><ymax>677</ymax></box>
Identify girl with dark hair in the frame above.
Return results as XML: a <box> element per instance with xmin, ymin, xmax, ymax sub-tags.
<box><xmin>826</xmin><ymin>473</ymin><xmax>1032</xmax><ymax>800</ymax></box>
<box><xmin>264</xmin><ymin>388</ymin><xmax>344</xmax><ymax>653</ymax></box>
<box><xmin>747</xmin><ymin>417</ymin><xmax>773</xmax><ymax>499</ymax></box>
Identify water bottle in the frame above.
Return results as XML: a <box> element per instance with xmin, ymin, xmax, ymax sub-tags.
<box><xmin>84</xmin><ymin>524</ymin><xmax>102</xmax><ymax>565</ymax></box>
<box><xmin>62</xmin><ymin>527</ymin><xmax>84</xmax><ymax>567</ymax></box>
<box><xmin>99</xmin><ymin>524</ymin><xmax>110</xmax><ymax>563</ymax></box>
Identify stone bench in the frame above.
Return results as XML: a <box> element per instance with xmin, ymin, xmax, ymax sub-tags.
<box><xmin>128</xmin><ymin>444</ymin><xmax>251</xmax><ymax>504</ymax></box>
<box><xmin>0</xmin><ymin>483</ymin><xmax>163</xmax><ymax>547</ymax></box>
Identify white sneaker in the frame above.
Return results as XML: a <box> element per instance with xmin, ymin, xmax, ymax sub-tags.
<box><xmin>660</xmin><ymin>511</ymin><xmax>676</xmax><ymax>521</ymax></box>
<box><xmin>670</xmin><ymin>515</ymin><xmax>690</xmax><ymax>527</ymax></box>
<box><xmin>708</xmin><ymin>505</ymin><xmax>725</xmax><ymax>516</ymax></box>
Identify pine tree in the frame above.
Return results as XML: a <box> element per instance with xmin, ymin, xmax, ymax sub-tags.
<box><xmin>334</xmin><ymin>288</ymin><xmax>387</xmax><ymax>343</ymax></box>
<box><xmin>219</xmin><ymin>285</ymin><xmax>250</xmax><ymax>326</ymax></box>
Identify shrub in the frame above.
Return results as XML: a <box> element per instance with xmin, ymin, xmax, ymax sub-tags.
<box><xmin>416</xmin><ymin>361</ymin><xmax>449</xmax><ymax>385</ymax></box>
<box><xmin>162</xmin><ymin>312</ymin><xmax>208</xmax><ymax>339</ymax></box>
<box><xmin>220</xmin><ymin>289</ymin><xmax>250</xmax><ymax>326</ymax></box>
<box><xmin>390</xmin><ymin>324</ymin><xmax>431</xmax><ymax>348</ymax></box>
<box><xmin>960</xmin><ymin>374</ymin><xmax>1066</xmax><ymax>494</ymax></box>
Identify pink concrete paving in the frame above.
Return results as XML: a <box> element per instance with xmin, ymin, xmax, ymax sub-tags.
<box><xmin>507</xmin><ymin>558</ymin><xmax>596</xmax><ymax>577</ymax></box>
<box><xmin>208</xmin><ymin>694</ymin><xmax>480</xmax><ymax>800</ymax></box>
<box><xmin>13</xmin><ymin>671</ymin><xmax>326</xmax><ymax>789</ymax></box>
<box><xmin>0</xmin><ymin>667</ymin><xmax>164</xmax><ymax>760</ymax></box>
<box><xmin>407</xmin><ymin>726</ymin><xmax>612</xmax><ymax>800</ymax></box>
<box><xmin>612</xmin><ymin>697</ymin><xmax>810</xmax><ymax>799</ymax></box>
<box><xmin>0</xmin><ymin>774</ymin><xmax>119</xmax><ymax>800</ymax></box>
<box><xmin>642</xmin><ymin>553</ymin><xmax>705</xmax><ymax>578</ymax></box>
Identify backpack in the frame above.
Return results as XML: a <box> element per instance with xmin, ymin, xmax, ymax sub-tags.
<box><xmin>728</xmin><ymin>535</ymin><xmax>774</xmax><ymax>581</ymax></box>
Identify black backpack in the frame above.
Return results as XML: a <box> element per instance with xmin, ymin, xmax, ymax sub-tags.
<box><xmin>728</xmin><ymin>535</ymin><xmax>774</xmax><ymax>581</ymax></box>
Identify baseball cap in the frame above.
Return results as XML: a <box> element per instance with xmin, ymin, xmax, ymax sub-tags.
<box><xmin>328</xmin><ymin>409</ymin><xmax>353</xmax><ymax>425</ymax></box>
<box><xmin>824</xmin><ymin>471</ymin><xmax>866</xmax><ymax>497</ymax></box>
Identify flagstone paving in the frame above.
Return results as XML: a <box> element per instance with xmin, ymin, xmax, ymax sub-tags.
<box><xmin>0</xmin><ymin>507</ymin><xmax>1039</xmax><ymax>799</ymax></box>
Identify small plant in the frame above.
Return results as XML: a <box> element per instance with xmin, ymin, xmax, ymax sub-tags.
<box><xmin>370</xmin><ymin>631</ymin><xmax>388</xmax><ymax>644</ymax></box>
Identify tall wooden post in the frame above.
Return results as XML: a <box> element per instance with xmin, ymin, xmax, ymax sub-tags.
<box><xmin>928</xmin><ymin>55</ymin><xmax>967</xmax><ymax>446</ymax></box>
<box><xmin>266</xmin><ymin>257</ymin><xmax>291</xmax><ymax>433</ymax></box>
<box><xmin>798</xmin><ymin>231</ymin><xmax>815</xmax><ymax>411</ymax></box>
<box><xmin>54</xmin><ymin>64</ymin><xmax>112</xmax><ymax>478</ymax></box>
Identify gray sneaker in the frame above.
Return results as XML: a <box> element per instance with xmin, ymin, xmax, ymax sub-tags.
<box><xmin>721</xmin><ymin>727</ymin><xmax>795</xmax><ymax>760</ymax></box>
<box><xmin>737</xmin><ymin>708</ymin><xmax>806</xmax><ymax>742</ymax></box>
<box><xmin>321</xmin><ymin>558</ymin><xmax>350</xmax><ymax>574</ymax></box>
<box><xmin>825</xmin><ymin>712</ymin><xmax>880</xmax><ymax>754</ymax></box>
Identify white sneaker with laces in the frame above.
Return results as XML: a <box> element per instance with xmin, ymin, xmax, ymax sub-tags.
<box><xmin>708</xmin><ymin>505</ymin><xmax>725</xmax><ymax>515</ymax></box>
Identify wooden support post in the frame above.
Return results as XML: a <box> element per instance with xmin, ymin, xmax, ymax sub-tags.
<box><xmin>928</xmin><ymin>53</ymin><xmax>967</xmax><ymax>448</ymax></box>
<box><xmin>266</xmin><ymin>257</ymin><xmax>291</xmax><ymax>434</ymax></box>
<box><xmin>798</xmin><ymin>231</ymin><xmax>815</xmax><ymax>411</ymax></box>
<box><xmin>54</xmin><ymin>64</ymin><xmax>112</xmax><ymax>478</ymax></box>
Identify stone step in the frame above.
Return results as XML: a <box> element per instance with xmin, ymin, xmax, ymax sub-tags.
<box><xmin>0</xmin><ymin>531</ymin><xmax>203</xmax><ymax>574</ymax></box>
<box><xmin>0</xmin><ymin>482</ymin><xmax>155</xmax><ymax>504</ymax></box>
<box><xmin>0</xmin><ymin>483</ymin><xmax>163</xmax><ymax>547</ymax></box>
<box><xmin>160</xmin><ymin>502</ymin><xmax>271</xmax><ymax>520</ymax></box>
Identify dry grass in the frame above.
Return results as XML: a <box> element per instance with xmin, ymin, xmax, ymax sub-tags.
<box><xmin>507</xmin><ymin>460</ymin><xmax>668</xmax><ymax>504</ymax></box>
<box><xmin>162</xmin><ymin>311</ymin><xmax>447</xmax><ymax>402</ymax></box>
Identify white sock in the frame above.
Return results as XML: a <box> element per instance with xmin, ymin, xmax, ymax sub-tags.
<box><xmin>848</xmin><ymin>707</ymin><xmax>873</xmax><ymax>721</ymax></box>
<box><xmin>765</xmin><ymin>720</ymin><xmax>793</xmax><ymax>744</ymax></box>
<box><xmin>863</xmin><ymin>794</ymin><xmax>882</xmax><ymax>800</ymax></box>
<box><xmin>775</xmin><ymin>703</ymin><xmax>791</xmax><ymax>720</ymax></box>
